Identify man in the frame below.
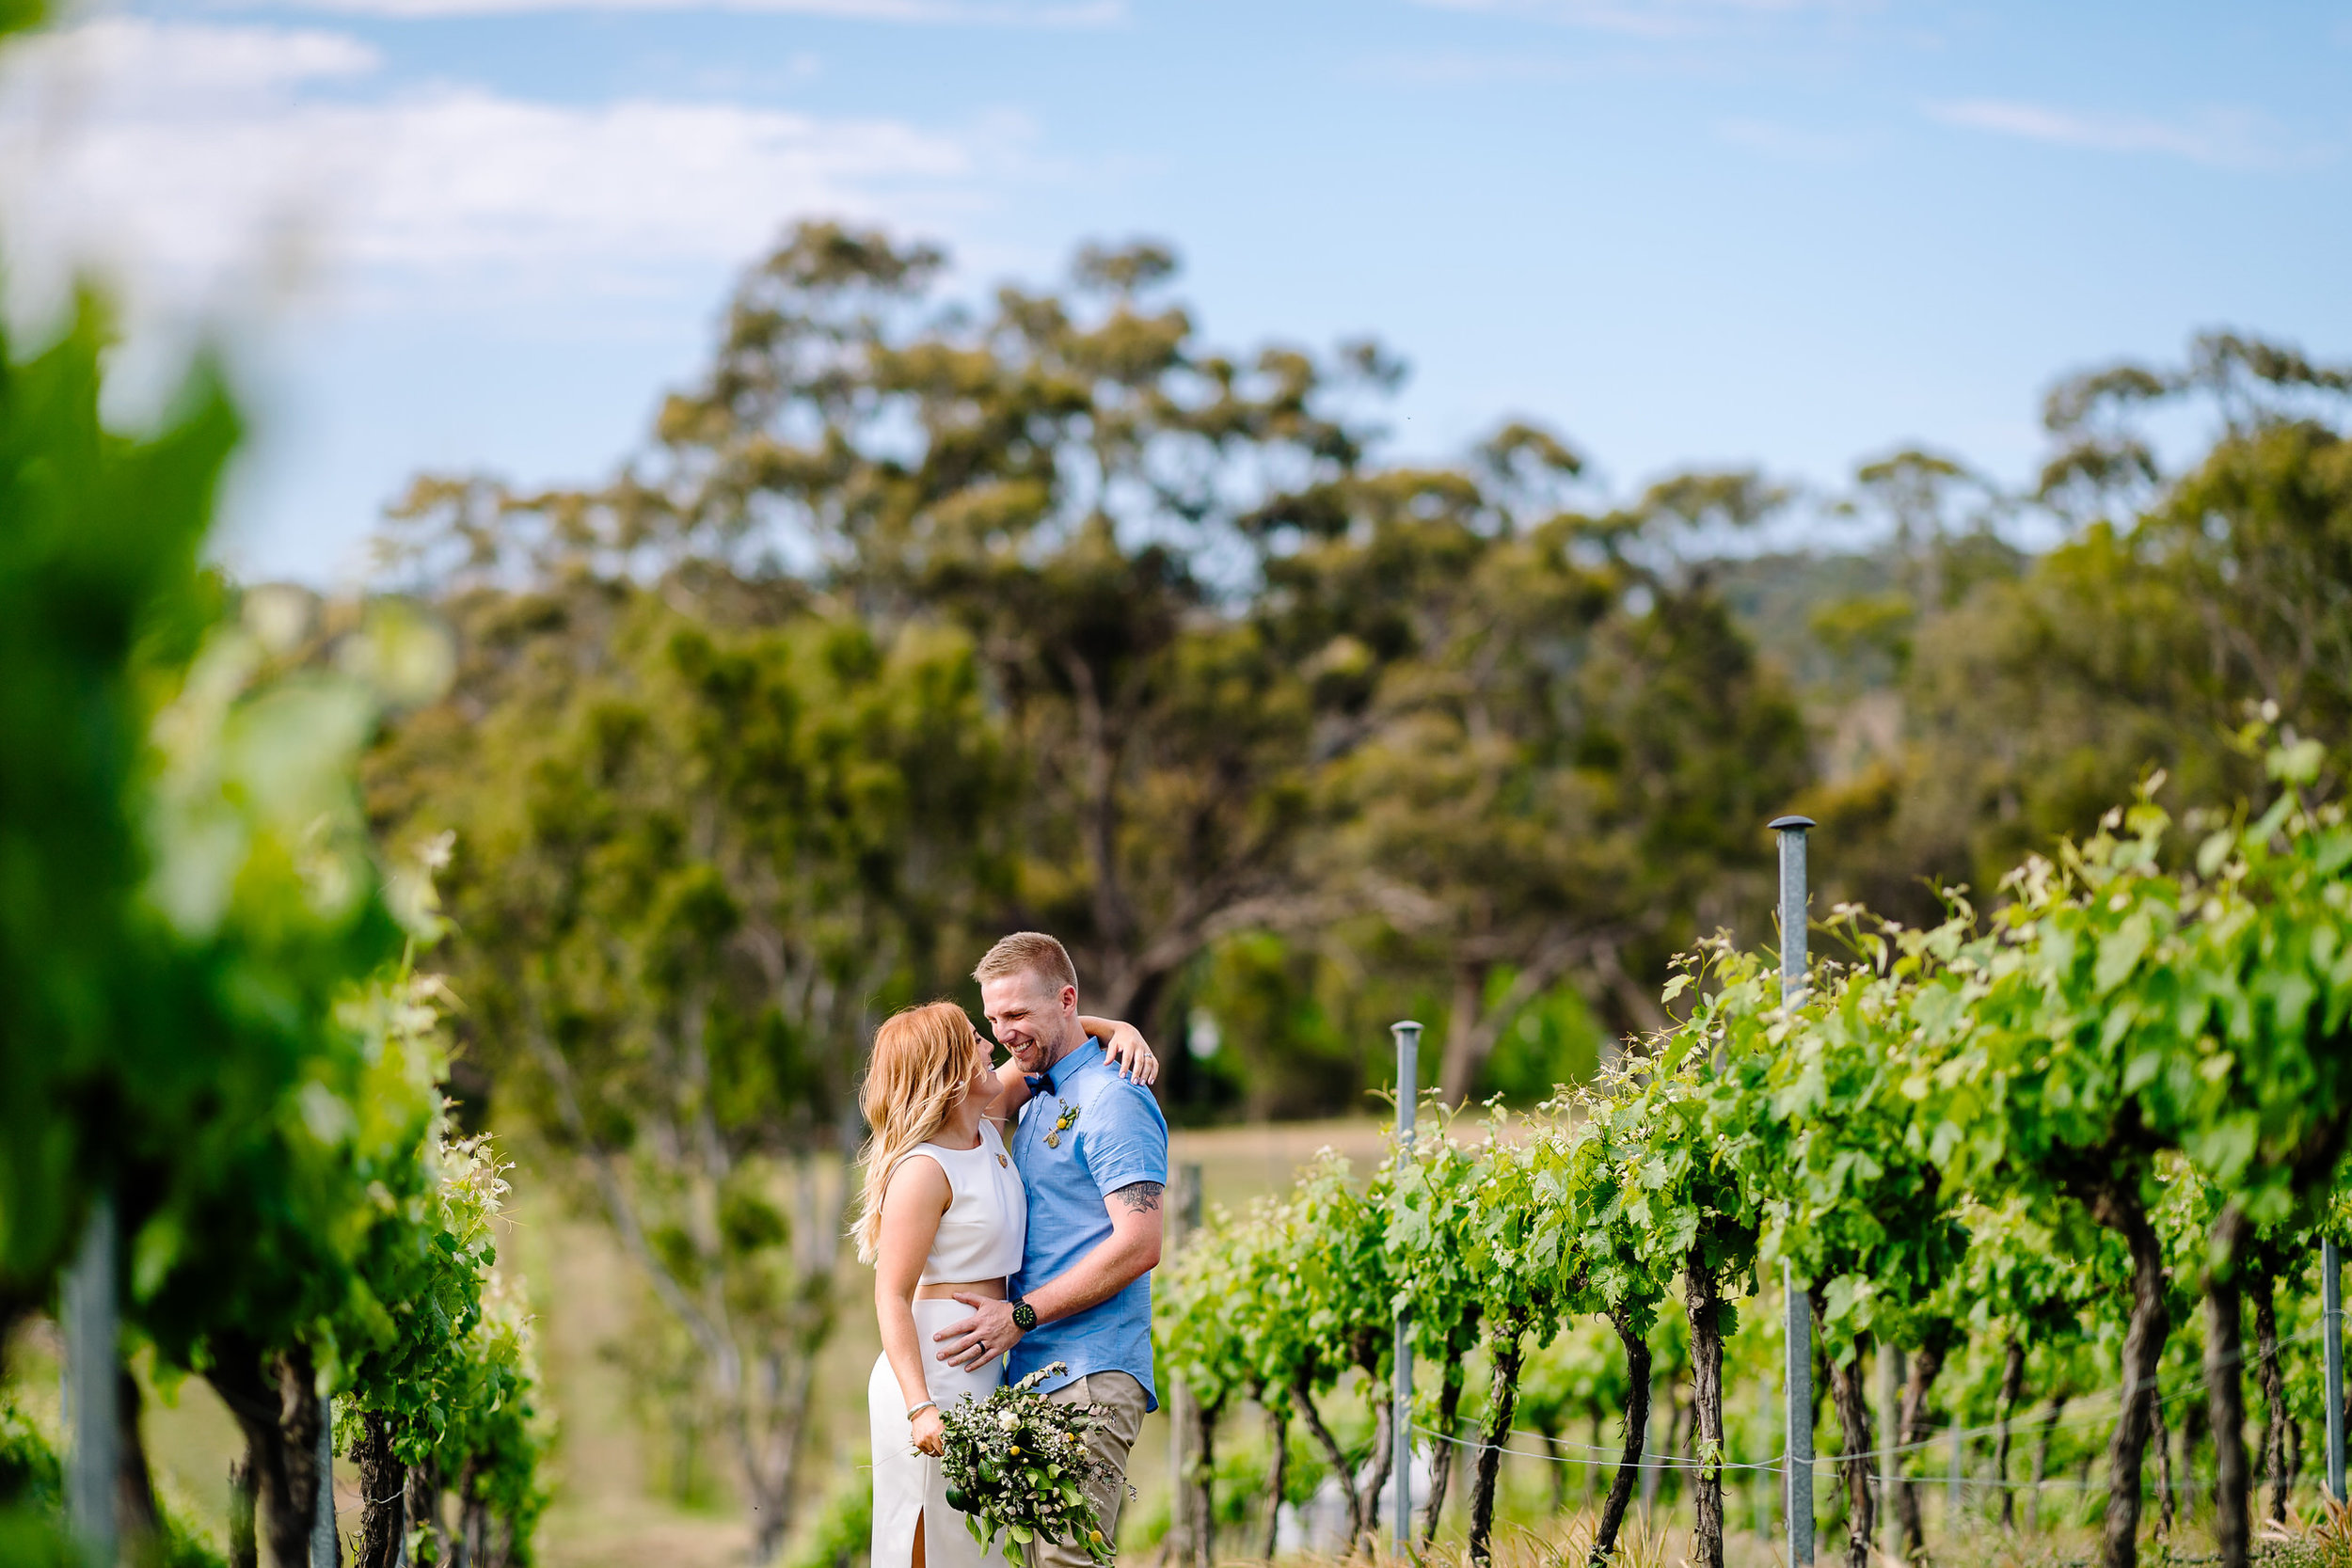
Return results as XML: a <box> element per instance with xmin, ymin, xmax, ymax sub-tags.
<box><xmin>935</xmin><ymin>931</ymin><xmax>1167</xmax><ymax>1566</ymax></box>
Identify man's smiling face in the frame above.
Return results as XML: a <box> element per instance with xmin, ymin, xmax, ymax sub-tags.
<box><xmin>980</xmin><ymin>969</ymin><xmax>1073</xmax><ymax>1076</ymax></box>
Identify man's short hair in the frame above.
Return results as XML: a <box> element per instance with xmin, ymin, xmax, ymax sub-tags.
<box><xmin>974</xmin><ymin>931</ymin><xmax>1079</xmax><ymax>995</ymax></box>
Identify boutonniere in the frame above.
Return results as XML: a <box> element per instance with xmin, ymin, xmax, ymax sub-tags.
<box><xmin>1044</xmin><ymin>1101</ymin><xmax>1082</xmax><ymax>1149</ymax></box>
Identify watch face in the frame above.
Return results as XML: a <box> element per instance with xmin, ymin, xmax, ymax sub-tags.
<box><xmin>1012</xmin><ymin>1302</ymin><xmax>1037</xmax><ymax>1330</ymax></box>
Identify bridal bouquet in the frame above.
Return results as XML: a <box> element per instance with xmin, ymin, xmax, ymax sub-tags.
<box><xmin>938</xmin><ymin>1362</ymin><xmax>1121</xmax><ymax>1564</ymax></box>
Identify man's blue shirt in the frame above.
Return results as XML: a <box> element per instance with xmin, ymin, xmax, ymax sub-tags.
<box><xmin>1007</xmin><ymin>1036</ymin><xmax>1169</xmax><ymax>1409</ymax></box>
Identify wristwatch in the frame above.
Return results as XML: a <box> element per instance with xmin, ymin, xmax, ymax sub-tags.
<box><xmin>1010</xmin><ymin>1298</ymin><xmax>1037</xmax><ymax>1332</ymax></box>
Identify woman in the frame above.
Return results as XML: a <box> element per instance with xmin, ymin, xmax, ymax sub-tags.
<box><xmin>860</xmin><ymin>1003</ymin><xmax>1156</xmax><ymax>1568</ymax></box>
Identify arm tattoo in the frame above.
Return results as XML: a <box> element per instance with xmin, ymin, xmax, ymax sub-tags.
<box><xmin>1113</xmin><ymin>1180</ymin><xmax>1164</xmax><ymax>1214</ymax></box>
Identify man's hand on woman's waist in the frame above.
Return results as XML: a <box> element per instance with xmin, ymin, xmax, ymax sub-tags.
<box><xmin>933</xmin><ymin>1180</ymin><xmax>1164</xmax><ymax>1372</ymax></box>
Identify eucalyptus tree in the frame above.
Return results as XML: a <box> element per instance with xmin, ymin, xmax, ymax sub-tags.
<box><xmin>386</xmin><ymin>221</ymin><xmax>1820</xmax><ymax>1078</ymax></box>
<box><xmin>383</xmin><ymin>224</ymin><xmax>1390</xmax><ymax>1034</ymax></box>
<box><xmin>1268</xmin><ymin>462</ymin><xmax>1811</xmax><ymax>1101</ymax></box>
<box><xmin>1881</xmin><ymin>332</ymin><xmax>2352</xmax><ymax>903</ymax></box>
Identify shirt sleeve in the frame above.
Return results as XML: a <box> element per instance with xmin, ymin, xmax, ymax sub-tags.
<box><xmin>1078</xmin><ymin>1079</ymin><xmax>1169</xmax><ymax>1198</ymax></box>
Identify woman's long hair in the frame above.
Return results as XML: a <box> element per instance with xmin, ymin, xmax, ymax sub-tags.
<box><xmin>852</xmin><ymin>1000</ymin><xmax>977</xmax><ymax>1263</ymax></box>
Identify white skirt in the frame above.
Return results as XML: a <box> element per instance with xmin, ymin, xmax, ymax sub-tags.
<box><xmin>870</xmin><ymin>1299</ymin><xmax>1007</xmax><ymax>1568</ymax></box>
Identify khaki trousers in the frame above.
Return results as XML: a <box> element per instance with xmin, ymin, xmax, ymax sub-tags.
<box><xmin>1026</xmin><ymin>1372</ymin><xmax>1147</xmax><ymax>1568</ymax></box>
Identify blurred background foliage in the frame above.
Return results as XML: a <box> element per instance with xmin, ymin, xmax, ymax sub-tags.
<box><xmin>363</xmin><ymin>225</ymin><xmax>2352</xmax><ymax>1132</ymax></box>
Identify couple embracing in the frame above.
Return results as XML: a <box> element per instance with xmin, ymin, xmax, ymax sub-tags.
<box><xmin>855</xmin><ymin>933</ymin><xmax>1170</xmax><ymax>1568</ymax></box>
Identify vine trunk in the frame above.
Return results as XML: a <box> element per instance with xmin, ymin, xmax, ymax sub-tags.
<box><xmin>1894</xmin><ymin>1326</ymin><xmax>1952</xmax><ymax>1560</ymax></box>
<box><xmin>2206</xmin><ymin>1278</ymin><xmax>2251</xmax><ymax>1568</ymax></box>
<box><xmin>1467</xmin><ymin>1313</ymin><xmax>1526</xmax><ymax>1564</ymax></box>
<box><xmin>1993</xmin><ymin>1337</ymin><xmax>2024</xmax><ymax>1532</ymax></box>
<box><xmin>2252</xmin><ymin>1274</ymin><xmax>2288</xmax><ymax>1525</ymax></box>
<box><xmin>354</xmin><ymin>1412</ymin><xmax>404</xmax><ymax>1568</ymax></box>
<box><xmin>1260</xmin><ymin>1402</ymin><xmax>1288</xmax><ymax>1560</ymax></box>
<box><xmin>2081</xmin><ymin>1170</ymin><xmax>2169</xmax><ymax>1568</ymax></box>
<box><xmin>1590</xmin><ymin>1310</ymin><xmax>1652</xmax><ymax>1568</ymax></box>
<box><xmin>1189</xmin><ymin>1396</ymin><xmax>1220</xmax><ymax>1568</ymax></box>
<box><xmin>1422</xmin><ymin>1358</ymin><xmax>1468</xmax><ymax>1546</ymax></box>
<box><xmin>1291</xmin><ymin>1381</ymin><xmax>1362</xmax><ymax>1545</ymax></box>
<box><xmin>1685</xmin><ymin>1260</ymin><xmax>1727</xmax><ymax>1568</ymax></box>
<box><xmin>1810</xmin><ymin>1289</ymin><xmax>1874</xmax><ymax>1568</ymax></box>
<box><xmin>209</xmin><ymin>1341</ymin><xmax>327</xmax><ymax>1568</ymax></box>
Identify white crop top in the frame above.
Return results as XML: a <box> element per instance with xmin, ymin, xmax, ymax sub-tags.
<box><xmin>897</xmin><ymin>1119</ymin><xmax>1027</xmax><ymax>1284</ymax></box>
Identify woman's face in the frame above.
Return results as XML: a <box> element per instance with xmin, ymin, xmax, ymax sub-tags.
<box><xmin>961</xmin><ymin>1023</ymin><xmax>1003</xmax><ymax>1112</ymax></box>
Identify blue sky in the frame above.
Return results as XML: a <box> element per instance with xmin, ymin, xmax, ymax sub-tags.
<box><xmin>2</xmin><ymin>0</ymin><xmax>2344</xmax><ymax>581</ymax></box>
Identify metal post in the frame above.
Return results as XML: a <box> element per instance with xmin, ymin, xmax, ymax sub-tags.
<box><xmin>64</xmin><ymin>1196</ymin><xmax>119</xmax><ymax>1566</ymax></box>
<box><xmin>1881</xmin><ymin>1343</ymin><xmax>1905</xmax><ymax>1560</ymax></box>
<box><xmin>1774</xmin><ymin>816</ymin><xmax>1814</xmax><ymax>999</ymax></box>
<box><xmin>315</xmin><ymin>1395</ymin><xmax>338</xmax><ymax>1568</ymax></box>
<box><xmin>1947</xmin><ymin>1420</ymin><xmax>1963</xmax><ymax>1534</ymax></box>
<box><xmin>2327</xmin><ymin>1237</ymin><xmax>2345</xmax><ymax>1504</ymax></box>
<box><xmin>1772</xmin><ymin>815</ymin><xmax>1816</xmax><ymax>1566</ymax></box>
<box><xmin>1391</xmin><ymin>1021</ymin><xmax>1422</xmax><ymax>1551</ymax></box>
<box><xmin>1168</xmin><ymin>1164</ymin><xmax>1203</xmax><ymax>1565</ymax></box>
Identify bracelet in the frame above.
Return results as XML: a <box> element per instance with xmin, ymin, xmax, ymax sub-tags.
<box><xmin>906</xmin><ymin>1400</ymin><xmax>938</xmax><ymax>1420</ymax></box>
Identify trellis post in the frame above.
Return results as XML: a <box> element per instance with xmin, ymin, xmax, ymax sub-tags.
<box><xmin>1881</xmin><ymin>1343</ymin><xmax>1904</xmax><ymax>1560</ymax></box>
<box><xmin>1391</xmin><ymin>1020</ymin><xmax>1422</xmax><ymax>1551</ymax></box>
<box><xmin>1168</xmin><ymin>1163</ymin><xmax>1203</xmax><ymax>1567</ymax></box>
<box><xmin>1772</xmin><ymin>815</ymin><xmax>1817</xmax><ymax>1567</ymax></box>
<box><xmin>2326</xmin><ymin>1236</ymin><xmax>2345</xmax><ymax>1503</ymax></box>
<box><xmin>1947</xmin><ymin>1419</ymin><xmax>1964</xmax><ymax>1533</ymax></box>
<box><xmin>315</xmin><ymin>1396</ymin><xmax>338</xmax><ymax>1568</ymax></box>
<box><xmin>64</xmin><ymin>1196</ymin><xmax>119</xmax><ymax>1567</ymax></box>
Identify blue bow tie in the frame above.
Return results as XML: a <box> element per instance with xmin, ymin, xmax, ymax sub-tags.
<box><xmin>1025</xmin><ymin>1071</ymin><xmax>1057</xmax><ymax>1099</ymax></box>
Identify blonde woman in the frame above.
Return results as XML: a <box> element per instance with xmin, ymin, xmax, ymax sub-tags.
<box><xmin>861</xmin><ymin>1002</ymin><xmax>1155</xmax><ymax>1568</ymax></box>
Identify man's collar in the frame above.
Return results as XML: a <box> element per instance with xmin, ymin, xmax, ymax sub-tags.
<box><xmin>1025</xmin><ymin>1036</ymin><xmax>1103</xmax><ymax>1100</ymax></box>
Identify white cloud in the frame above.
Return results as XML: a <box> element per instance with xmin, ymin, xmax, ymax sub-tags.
<box><xmin>1408</xmin><ymin>0</ymin><xmax>1870</xmax><ymax>41</ymax></box>
<box><xmin>1924</xmin><ymin>98</ymin><xmax>2296</xmax><ymax>170</ymax></box>
<box><xmin>17</xmin><ymin>16</ymin><xmax>382</xmax><ymax>93</ymax></box>
<box><xmin>252</xmin><ymin>0</ymin><xmax>1120</xmax><ymax>19</ymax></box>
<box><xmin>0</xmin><ymin>19</ymin><xmax>1011</xmax><ymax>312</ymax></box>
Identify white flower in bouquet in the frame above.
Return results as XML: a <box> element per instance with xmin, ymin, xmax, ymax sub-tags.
<box><xmin>937</xmin><ymin>1362</ymin><xmax>1129</xmax><ymax>1565</ymax></box>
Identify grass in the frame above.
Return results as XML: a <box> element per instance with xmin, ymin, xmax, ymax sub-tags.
<box><xmin>1257</xmin><ymin>1509</ymin><xmax>2352</xmax><ymax>1568</ymax></box>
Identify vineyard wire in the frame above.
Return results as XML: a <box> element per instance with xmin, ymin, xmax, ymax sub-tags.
<box><xmin>1395</xmin><ymin>1314</ymin><xmax>2331</xmax><ymax>1474</ymax></box>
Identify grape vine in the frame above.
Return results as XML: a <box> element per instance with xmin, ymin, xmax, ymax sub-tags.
<box><xmin>1156</xmin><ymin>741</ymin><xmax>2352</xmax><ymax>1568</ymax></box>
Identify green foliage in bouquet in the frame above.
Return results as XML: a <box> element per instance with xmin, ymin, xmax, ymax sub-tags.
<box><xmin>937</xmin><ymin>1363</ymin><xmax>1120</xmax><ymax>1566</ymax></box>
